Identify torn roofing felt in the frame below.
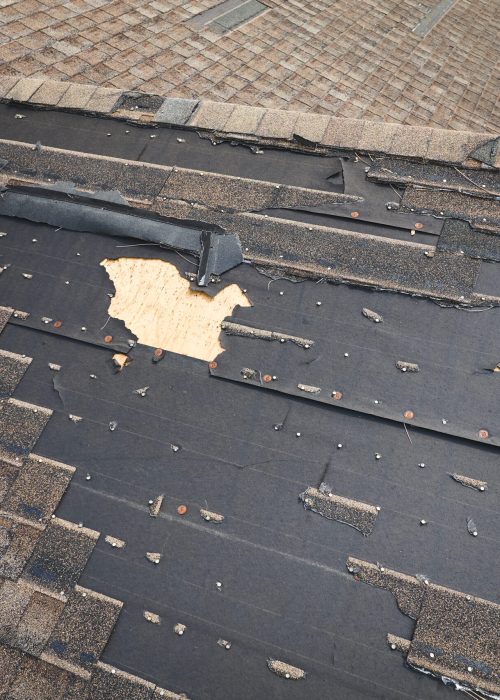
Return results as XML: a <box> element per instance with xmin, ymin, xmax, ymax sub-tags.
<box><xmin>0</xmin><ymin>184</ymin><xmax>242</xmax><ymax>286</ymax></box>
<box><xmin>1</xmin><ymin>107</ymin><xmax>500</xmax><ymax>700</ymax></box>
<box><xmin>0</xmin><ymin>138</ymin><xmax>496</xmax><ymax>305</ymax></box>
<box><xmin>211</xmin><ymin>284</ymin><xmax>500</xmax><ymax>446</ymax></box>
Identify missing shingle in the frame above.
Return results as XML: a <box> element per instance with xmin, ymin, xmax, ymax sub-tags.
<box><xmin>102</xmin><ymin>259</ymin><xmax>251</xmax><ymax>362</ymax></box>
<box><xmin>188</xmin><ymin>0</ymin><xmax>269</xmax><ymax>34</ymax></box>
<box><xmin>412</xmin><ymin>0</ymin><xmax>457</xmax><ymax>38</ymax></box>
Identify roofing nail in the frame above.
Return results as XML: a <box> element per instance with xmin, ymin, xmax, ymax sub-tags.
<box><xmin>85</xmin><ymin>474</ymin><xmax>91</xmax><ymax>480</ymax></box>
<box><xmin>375</xmin><ymin>453</ymin><xmax>381</xmax><ymax>460</ymax></box>
<box><xmin>32</xmin><ymin>238</ymin><xmax>37</xmax><ymax>243</ymax></box>
<box><xmin>418</xmin><ymin>462</ymin><xmax>425</xmax><ymax>468</ymax></box>
<box><xmin>296</xmin><ymin>432</ymin><xmax>301</xmax><ymax>437</ymax></box>
<box><xmin>350</xmin><ymin>211</ymin><xmax>359</xmax><ymax>218</ymax></box>
<box><xmin>403</xmin><ymin>410</ymin><xmax>414</xmax><ymax>420</ymax></box>
<box><xmin>344</xmin><ymin>353</ymin><xmax>349</xmax><ymax>357</ymax></box>
<box><xmin>216</xmin><ymin>581</ymin><xmax>222</xmax><ymax>589</ymax></box>
<box><xmin>467</xmin><ymin>666</ymin><xmax>473</xmax><ymax>672</ymax></box>
<box><xmin>81</xmin><ymin>326</ymin><xmax>87</xmax><ymax>332</ymax></box>
<box><xmin>479</xmin><ymin>429</ymin><xmax>489</xmax><ymax>439</ymax></box>
<box><xmin>177</xmin><ymin>505</ymin><xmax>187</xmax><ymax>515</ymax></box>
<box><xmin>316</xmin><ymin>301</ymin><xmax>322</xmax><ymax>306</ymax></box>
<box><xmin>104</xmin><ymin>335</ymin><xmax>113</xmax><ymax>343</ymax></box>
<box><xmin>415</xmin><ymin>223</ymin><xmax>424</xmax><ymax>229</ymax></box>
<box><xmin>337</xmin><ymin>443</ymin><xmax>343</xmax><ymax>448</ymax></box>
<box><xmin>263</xmin><ymin>374</ymin><xmax>272</xmax><ymax>383</ymax></box>
<box><xmin>420</xmin><ymin>519</ymin><xmax>427</xmax><ymax>525</ymax></box>
<box><xmin>208</xmin><ymin>361</ymin><xmax>217</xmax><ymax>369</ymax></box>
<box><xmin>279</xmin><ymin>291</ymin><xmax>284</xmax><ymax>296</ymax></box>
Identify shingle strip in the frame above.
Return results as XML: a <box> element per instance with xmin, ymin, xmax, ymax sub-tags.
<box><xmin>347</xmin><ymin>558</ymin><xmax>500</xmax><ymax>697</ymax></box>
<box><xmin>160</xmin><ymin>167</ymin><xmax>358</xmax><ymax>212</ymax></box>
<box><xmin>152</xmin><ymin>202</ymin><xmax>481</xmax><ymax>304</ymax></box>
<box><xmin>22</xmin><ymin>518</ymin><xmax>99</xmax><ymax>597</ymax></box>
<box><xmin>401</xmin><ymin>186</ymin><xmax>500</xmax><ymax>231</ymax></box>
<box><xmin>367</xmin><ymin>158</ymin><xmax>500</xmax><ymax>197</ymax></box>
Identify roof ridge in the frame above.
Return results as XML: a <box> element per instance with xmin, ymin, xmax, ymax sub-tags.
<box><xmin>1</xmin><ymin>76</ymin><xmax>498</xmax><ymax>167</ymax></box>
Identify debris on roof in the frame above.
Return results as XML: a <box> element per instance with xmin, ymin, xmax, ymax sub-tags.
<box><xmin>267</xmin><ymin>658</ymin><xmax>306</xmax><ymax>680</ymax></box>
<box><xmin>148</xmin><ymin>495</ymin><xmax>164</xmax><ymax>518</ymax></box>
<box><xmin>0</xmin><ymin>100</ymin><xmax>498</xmax><ymax>700</ymax></box>
<box><xmin>449</xmin><ymin>474</ymin><xmax>487</xmax><ymax>492</ymax></box>
<box><xmin>200</xmin><ymin>509</ymin><xmax>225</xmax><ymax>524</ymax></box>
<box><xmin>299</xmin><ymin>484</ymin><xmax>379</xmax><ymax>535</ymax></box>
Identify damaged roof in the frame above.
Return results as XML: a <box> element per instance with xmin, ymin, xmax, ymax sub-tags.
<box><xmin>0</xmin><ymin>91</ymin><xmax>499</xmax><ymax>700</ymax></box>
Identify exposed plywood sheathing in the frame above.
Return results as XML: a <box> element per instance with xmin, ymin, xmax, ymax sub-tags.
<box><xmin>101</xmin><ymin>258</ymin><xmax>251</xmax><ymax>361</ymax></box>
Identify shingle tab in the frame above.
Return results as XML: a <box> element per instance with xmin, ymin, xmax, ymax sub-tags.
<box><xmin>0</xmin><ymin>306</ymin><xmax>13</xmax><ymax>334</ymax></box>
<box><xmin>0</xmin><ymin>350</ymin><xmax>32</xmax><ymax>398</ymax></box>
<box><xmin>0</xmin><ymin>514</ymin><xmax>42</xmax><ymax>580</ymax></box>
<box><xmin>88</xmin><ymin>662</ymin><xmax>155</xmax><ymax>700</ymax></box>
<box><xmin>7</xmin><ymin>653</ymin><xmax>71</xmax><ymax>700</ymax></box>
<box><xmin>0</xmin><ymin>459</ymin><xmax>21</xmax><ymax>503</ymax></box>
<box><xmin>23</xmin><ymin>518</ymin><xmax>99</xmax><ymax>596</ymax></box>
<box><xmin>154</xmin><ymin>97</ymin><xmax>199</xmax><ymax>125</ymax></box>
<box><xmin>0</xmin><ymin>578</ymin><xmax>32</xmax><ymax>645</ymax></box>
<box><xmin>46</xmin><ymin>587</ymin><xmax>122</xmax><ymax>669</ymax></box>
<box><xmin>0</xmin><ymin>399</ymin><xmax>52</xmax><ymax>464</ymax></box>
<box><xmin>0</xmin><ymin>644</ymin><xmax>24</xmax><ymax>696</ymax></box>
<box><xmin>15</xmin><ymin>588</ymin><xmax>64</xmax><ymax>655</ymax></box>
<box><xmin>3</xmin><ymin>455</ymin><xmax>74</xmax><ymax>525</ymax></box>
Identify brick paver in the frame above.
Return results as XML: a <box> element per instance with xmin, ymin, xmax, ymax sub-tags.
<box><xmin>0</xmin><ymin>0</ymin><xmax>498</xmax><ymax>131</ymax></box>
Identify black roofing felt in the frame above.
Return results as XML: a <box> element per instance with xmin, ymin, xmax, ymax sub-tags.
<box><xmin>0</xmin><ymin>108</ymin><xmax>499</xmax><ymax>699</ymax></box>
<box><xmin>1</xmin><ymin>224</ymin><xmax>499</xmax><ymax>697</ymax></box>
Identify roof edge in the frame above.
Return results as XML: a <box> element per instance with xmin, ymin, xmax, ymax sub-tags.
<box><xmin>1</xmin><ymin>76</ymin><xmax>498</xmax><ymax>168</ymax></box>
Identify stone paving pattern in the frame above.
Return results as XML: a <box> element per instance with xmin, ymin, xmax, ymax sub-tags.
<box><xmin>0</xmin><ymin>0</ymin><xmax>498</xmax><ymax>132</ymax></box>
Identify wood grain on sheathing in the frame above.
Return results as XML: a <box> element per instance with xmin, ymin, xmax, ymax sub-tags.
<box><xmin>101</xmin><ymin>258</ymin><xmax>251</xmax><ymax>361</ymax></box>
